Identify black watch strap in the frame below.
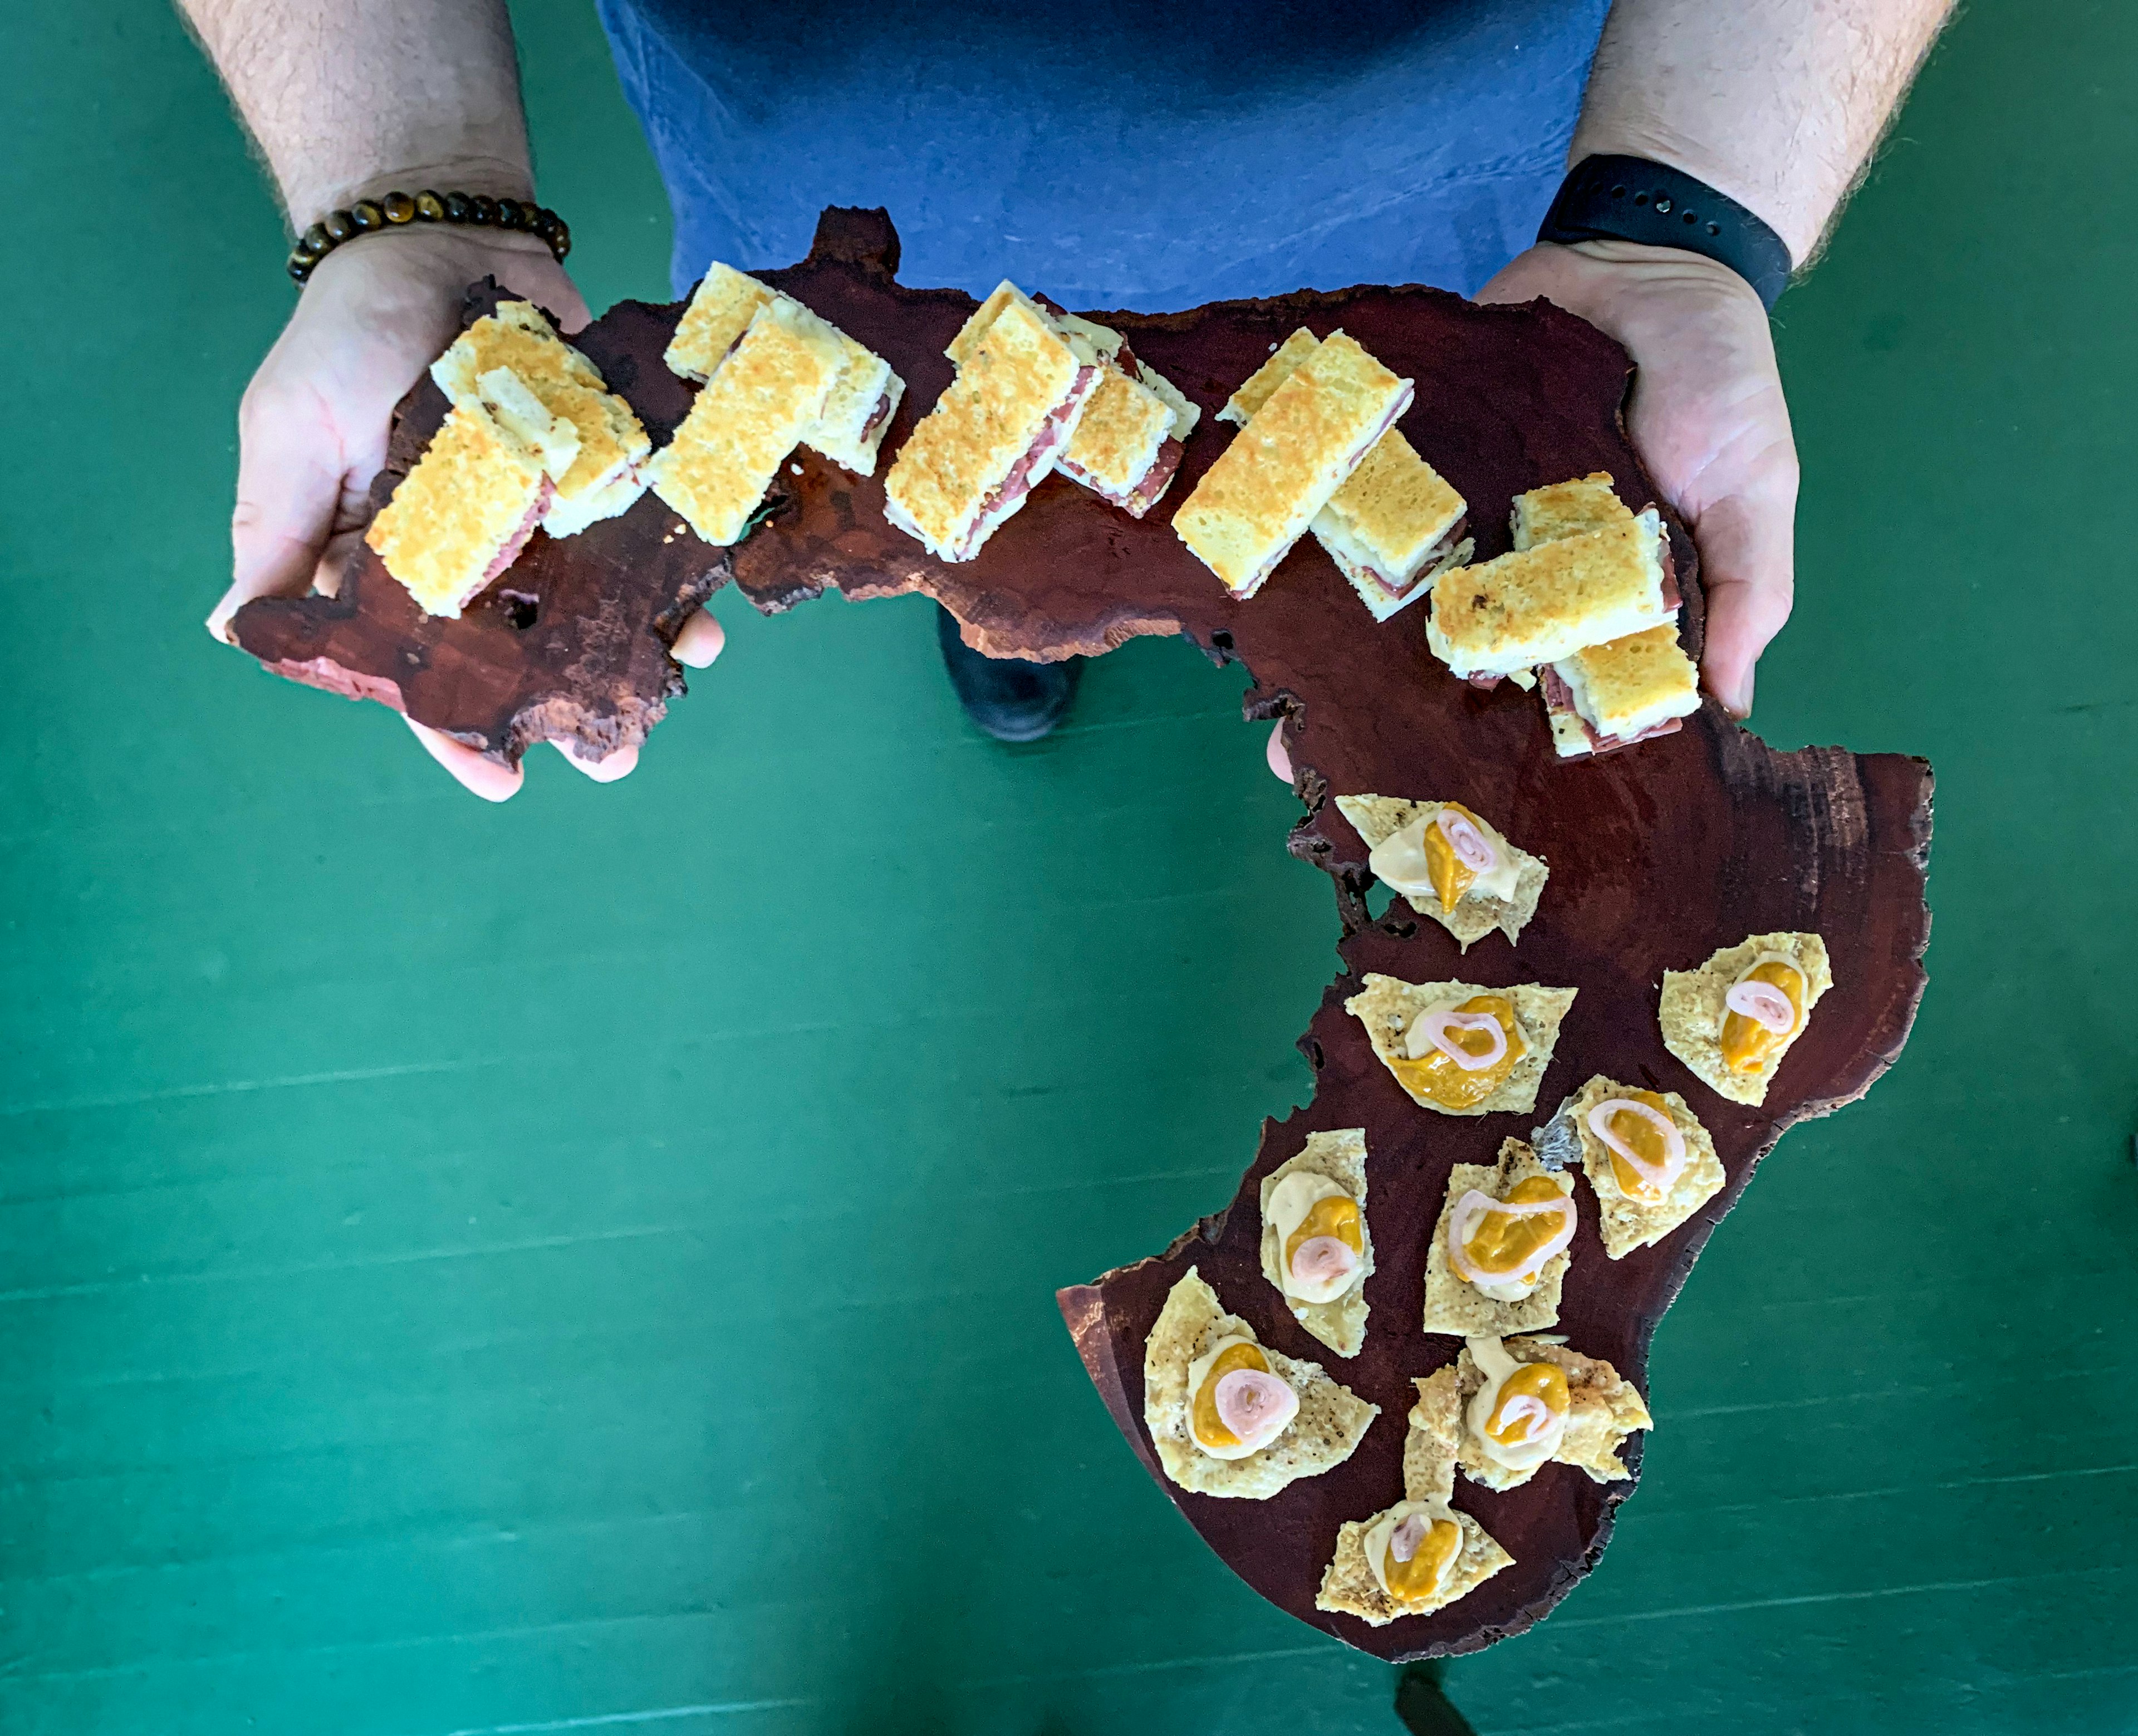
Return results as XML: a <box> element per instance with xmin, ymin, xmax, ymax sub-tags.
<box><xmin>1537</xmin><ymin>154</ymin><xmax>1793</xmax><ymax>311</ymax></box>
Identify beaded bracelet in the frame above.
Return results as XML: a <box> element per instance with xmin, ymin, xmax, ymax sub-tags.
<box><xmin>286</xmin><ymin>190</ymin><xmax>571</xmax><ymax>285</ymax></box>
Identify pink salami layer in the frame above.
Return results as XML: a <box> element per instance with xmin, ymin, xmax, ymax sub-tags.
<box><xmin>1234</xmin><ymin>386</ymin><xmax>1415</xmax><ymax>598</ymax></box>
<box><xmin>951</xmin><ymin>364</ymin><xmax>1100</xmax><ymax>560</ymax></box>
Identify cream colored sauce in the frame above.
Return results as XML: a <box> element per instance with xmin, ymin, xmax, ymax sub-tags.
<box><xmin>1266</xmin><ymin>1172</ymin><xmax>1362</xmax><ymax>1305</ymax></box>
<box><xmin>1367</xmin><ymin>807</ymin><xmax>1522</xmax><ymax>906</ymax></box>
<box><xmin>1464</xmin><ymin>1336</ymin><xmax>1568</xmax><ymax>1474</ymax></box>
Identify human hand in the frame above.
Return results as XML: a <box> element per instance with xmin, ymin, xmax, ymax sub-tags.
<box><xmin>1477</xmin><ymin>239</ymin><xmax>1798</xmax><ymax>720</ymax></box>
<box><xmin>208</xmin><ymin>224</ymin><xmax>724</xmax><ymax>801</ymax></box>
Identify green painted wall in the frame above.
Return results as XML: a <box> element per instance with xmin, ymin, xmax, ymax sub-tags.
<box><xmin>2</xmin><ymin>3</ymin><xmax>2132</xmax><ymax>1732</ymax></box>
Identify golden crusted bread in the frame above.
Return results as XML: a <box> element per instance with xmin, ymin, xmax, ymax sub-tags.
<box><xmin>364</xmin><ymin>401</ymin><xmax>549</xmax><ymax>617</ymax></box>
<box><xmin>1345</xmin><ymin>974</ymin><xmax>1575</xmax><ymax>1116</ymax></box>
<box><xmin>646</xmin><ymin>298</ymin><xmax>844</xmax><ymax>545</ymax></box>
<box><xmin>1060</xmin><ymin>365</ymin><xmax>1175</xmax><ymax>498</ymax></box>
<box><xmin>1333</xmin><ymin>795</ymin><xmax>1548</xmax><ymax>950</ymax></box>
<box><xmin>1511</xmin><ymin>470</ymin><xmax>1632</xmax><ymax>548</ymax></box>
<box><xmin>884</xmin><ymin>296</ymin><xmax>1089</xmax><ymax>560</ymax></box>
<box><xmin>1553</xmin><ymin>623</ymin><xmax>1701</xmax><ymax>739</ymax></box>
<box><xmin>1427</xmin><ymin>511</ymin><xmax>1670</xmax><ymax>677</ymax></box>
<box><xmin>1173</xmin><ymin>332</ymin><xmax>1412</xmax><ymax>596</ymax></box>
<box><xmin>1420</xmin><ymin>1141</ymin><xmax>1573</xmax><ymax>1337</ymax></box>
<box><xmin>1552</xmin><ymin>1075</ymin><xmax>1725</xmax><ymax>1258</ymax></box>
<box><xmin>1414</xmin><ymin>1338</ymin><xmax>1651</xmax><ymax>1493</ymax></box>
<box><xmin>1316</xmin><ymin>430</ymin><xmax>1465</xmax><ymax>572</ymax></box>
<box><xmin>1660</xmin><ymin>931</ymin><xmax>1834</xmax><ymax>1106</ymax></box>
<box><xmin>664</xmin><ymin>263</ymin><xmax>777</xmax><ymax>382</ymax></box>
<box><xmin>432</xmin><ymin>300</ymin><xmax>608</xmax><ymax>401</ymax></box>
<box><xmin>1256</xmin><ymin>1129</ymin><xmax>1373</xmax><ymax>1359</ymax></box>
<box><xmin>1142</xmin><ymin>1267</ymin><xmax>1377</xmax><ymax>1499</ymax></box>
<box><xmin>1219</xmin><ymin>326</ymin><xmax>1320</xmax><ymax>424</ymax></box>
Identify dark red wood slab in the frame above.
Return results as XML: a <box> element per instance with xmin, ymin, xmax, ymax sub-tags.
<box><xmin>227</xmin><ymin>208</ymin><xmax>1932</xmax><ymax>1659</ymax></box>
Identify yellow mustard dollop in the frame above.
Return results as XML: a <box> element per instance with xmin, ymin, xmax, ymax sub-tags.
<box><xmin>1191</xmin><ymin>1341</ymin><xmax>1271</xmax><ymax>1450</ymax></box>
<box><xmin>1391</xmin><ymin>994</ymin><xmax>1524</xmax><ymax>1111</ymax></box>
<box><xmin>1283</xmin><ymin>1194</ymin><xmax>1364</xmax><ymax>1273</ymax></box>
<box><xmin>1484</xmin><ymin>1361</ymin><xmax>1571</xmax><ymax>1446</ymax></box>
<box><xmin>1721</xmin><ymin>960</ymin><xmax>1804</xmax><ymax>1073</ymax></box>
<box><xmin>1604</xmin><ymin>1087</ymin><xmax>1676</xmax><ymax>1201</ymax></box>
<box><xmin>1423</xmin><ymin>803</ymin><xmax>1486</xmax><ymax>910</ymax></box>
<box><xmin>1387</xmin><ymin>1518</ymin><xmax>1465</xmax><ymax>1608</ymax></box>
<box><xmin>1458</xmin><ymin>1175</ymin><xmax>1568</xmax><ymax>1277</ymax></box>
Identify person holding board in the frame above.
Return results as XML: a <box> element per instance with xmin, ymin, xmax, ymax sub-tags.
<box><xmin>182</xmin><ymin>0</ymin><xmax>1953</xmax><ymax>799</ymax></box>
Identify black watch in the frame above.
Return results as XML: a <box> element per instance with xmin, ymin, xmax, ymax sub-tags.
<box><xmin>1537</xmin><ymin>154</ymin><xmax>1793</xmax><ymax>311</ymax></box>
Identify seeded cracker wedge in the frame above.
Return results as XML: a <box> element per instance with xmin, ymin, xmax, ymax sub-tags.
<box><xmin>1659</xmin><ymin>931</ymin><xmax>1833</xmax><ymax>1106</ymax></box>
<box><xmin>1257</xmin><ymin>1129</ymin><xmax>1374</xmax><ymax>1358</ymax></box>
<box><xmin>1335</xmin><ymin>795</ymin><xmax>1549</xmax><ymax>949</ymax></box>
<box><xmin>1413</xmin><ymin>1338</ymin><xmax>1652</xmax><ymax>1494</ymax></box>
<box><xmin>1315</xmin><ymin>1382</ymin><xmax>1512</xmax><ymax>1626</ymax></box>
<box><xmin>1544</xmin><ymin>1074</ymin><xmax>1724</xmax><ymax>1258</ymax></box>
<box><xmin>1420</xmin><ymin>1140</ymin><xmax>1573</xmax><ymax>1337</ymax></box>
<box><xmin>1142</xmin><ymin>1268</ymin><xmax>1376</xmax><ymax>1499</ymax></box>
<box><xmin>1345</xmin><ymin>975</ymin><xmax>1575</xmax><ymax>1116</ymax></box>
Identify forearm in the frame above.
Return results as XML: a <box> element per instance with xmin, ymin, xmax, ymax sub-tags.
<box><xmin>1575</xmin><ymin>0</ymin><xmax>1954</xmax><ymax>264</ymax></box>
<box><xmin>176</xmin><ymin>0</ymin><xmax>533</xmax><ymax>229</ymax></box>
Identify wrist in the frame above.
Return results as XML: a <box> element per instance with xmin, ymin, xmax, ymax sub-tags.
<box><xmin>283</xmin><ymin>155</ymin><xmax>535</xmax><ymax>238</ymax></box>
<box><xmin>1569</xmin><ymin>123</ymin><xmax>1817</xmax><ymax>266</ymax></box>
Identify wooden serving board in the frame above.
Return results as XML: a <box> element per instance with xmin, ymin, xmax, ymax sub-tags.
<box><xmin>234</xmin><ymin>208</ymin><xmax>1933</xmax><ymax>1660</ymax></box>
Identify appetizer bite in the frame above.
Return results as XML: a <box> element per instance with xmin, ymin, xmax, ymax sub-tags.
<box><xmin>1315</xmin><ymin>1375</ymin><xmax>1512</xmax><ymax>1625</ymax></box>
<box><xmin>664</xmin><ymin>262</ymin><xmax>905</xmax><ymax>474</ymax></box>
<box><xmin>1345</xmin><ymin>975</ymin><xmax>1576</xmax><ymax>1116</ymax></box>
<box><xmin>1334</xmin><ymin>796</ymin><xmax>1548</xmax><ymax>949</ymax></box>
<box><xmin>1173</xmin><ymin>331</ymin><xmax>1413</xmax><ymax>599</ymax></box>
<box><xmin>1661</xmin><ymin>931</ymin><xmax>1833</xmax><ymax>1106</ymax></box>
<box><xmin>1048</xmin><ymin>312</ymin><xmax>1200</xmax><ymax>517</ymax></box>
<box><xmin>1413</xmin><ymin>1335</ymin><xmax>1651</xmax><ymax>1492</ymax></box>
<box><xmin>1538</xmin><ymin>1075</ymin><xmax>1724</xmax><ymax>1258</ymax></box>
<box><xmin>1144</xmin><ymin>1268</ymin><xmax>1377</xmax><ymax>1498</ymax></box>
<box><xmin>431</xmin><ymin>301</ymin><xmax>653</xmax><ymax>538</ymax></box>
<box><xmin>364</xmin><ymin>400</ymin><xmax>553</xmax><ymax>618</ymax></box>
<box><xmin>1258</xmin><ymin>1129</ymin><xmax>1374</xmax><ymax>1358</ymax></box>
<box><xmin>647</xmin><ymin>297</ymin><xmax>850</xmax><ymax>545</ymax></box>
<box><xmin>1421</xmin><ymin>1139</ymin><xmax>1577</xmax><ymax>1336</ymax></box>
<box><xmin>885</xmin><ymin>281</ymin><xmax>1101</xmax><ymax>561</ymax></box>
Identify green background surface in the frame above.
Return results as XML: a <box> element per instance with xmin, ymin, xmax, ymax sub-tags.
<box><xmin>4</xmin><ymin>2</ymin><xmax>2135</xmax><ymax>1732</ymax></box>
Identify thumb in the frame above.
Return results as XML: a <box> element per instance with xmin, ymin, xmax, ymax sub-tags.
<box><xmin>209</xmin><ymin>380</ymin><xmax>369</xmax><ymax>645</ymax></box>
<box><xmin>1689</xmin><ymin>480</ymin><xmax>1796</xmax><ymax>718</ymax></box>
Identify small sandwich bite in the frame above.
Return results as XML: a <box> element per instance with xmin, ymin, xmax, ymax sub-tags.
<box><xmin>1219</xmin><ymin>327</ymin><xmax>1323</xmax><ymax>425</ymax></box>
<box><xmin>1143</xmin><ymin>1267</ymin><xmax>1377</xmax><ymax>1499</ymax></box>
<box><xmin>884</xmin><ymin>282</ymin><xmax>1101</xmax><ymax>562</ymax></box>
<box><xmin>431</xmin><ymin>300</ymin><xmax>653</xmax><ymax>537</ymax></box>
<box><xmin>1426</xmin><ymin>508</ymin><xmax>1673</xmax><ymax>686</ymax></box>
<box><xmin>1421</xmin><ymin>1139</ymin><xmax>1577</xmax><ymax>1337</ymax></box>
<box><xmin>1335</xmin><ymin>795</ymin><xmax>1548</xmax><ymax>950</ymax></box>
<box><xmin>1173</xmin><ymin>331</ymin><xmax>1413</xmax><ymax>599</ymax></box>
<box><xmin>1312</xmin><ymin>430</ymin><xmax>1472</xmax><ymax>621</ymax></box>
<box><xmin>1661</xmin><ymin>931</ymin><xmax>1833</xmax><ymax>1106</ymax></box>
<box><xmin>364</xmin><ymin>400</ymin><xmax>552</xmax><ymax>618</ymax></box>
<box><xmin>664</xmin><ymin>262</ymin><xmax>906</xmax><ymax>474</ymax></box>
<box><xmin>1412</xmin><ymin>1335</ymin><xmax>1651</xmax><ymax>1493</ymax></box>
<box><xmin>1543</xmin><ymin>623</ymin><xmax>1703</xmax><ymax>758</ymax></box>
<box><xmin>1315</xmin><ymin>1378</ymin><xmax>1512</xmax><ymax>1625</ymax></box>
<box><xmin>1345</xmin><ymin>974</ymin><xmax>1576</xmax><ymax>1117</ymax></box>
<box><xmin>647</xmin><ymin>297</ymin><xmax>846</xmax><ymax>546</ymax></box>
<box><xmin>1258</xmin><ymin>1129</ymin><xmax>1374</xmax><ymax>1359</ymax></box>
<box><xmin>1047</xmin><ymin>312</ymin><xmax>1200</xmax><ymax>517</ymax></box>
<box><xmin>1539</xmin><ymin>1075</ymin><xmax>1725</xmax><ymax>1258</ymax></box>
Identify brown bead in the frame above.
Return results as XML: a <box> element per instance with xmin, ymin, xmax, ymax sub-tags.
<box><xmin>496</xmin><ymin>199</ymin><xmax>524</xmax><ymax>230</ymax></box>
<box><xmin>350</xmin><ymin>200</ymin><xmax>385</xmax><ymax>231</ymax></box>
<box><xmin>531</xmin><ymin>210</ymin><xmax>558</xmax><ymax>243</ymax></box>
<box><xmin>550</xmin><ymin>220</ymin><xmax>571</xmax><ymax>260</ymax></box>
<box><xmin>470</xmin><ymin>195</ymin><xmax>499</xmax><ymax>225</ymax></box>
<box><xmin>414</xmin><ymin>190</ymin><xmax>445</xmax><ymax>221</ymax></box>
<box><xmin>286</xmin><ymin>257</ymin><xmax>311</xmax><ymax>283</ymax></box>
<box><xmin>442</xmin><ymin>192</ymin><xmax>472</xmax><ymax>222</ymax></box>
<box><xmin>381</xmin><ymin>192</ymin><xmax>415</xmax><ymax>224</ymax></box>
<box><xmin>322</xmin><ymin>209</ymin><xmax>355</xmax><ymax>243</ymax></box>
<box><xmin>300</xmin><ymin>221</ymin><xmax>330</xmax><ymax>254</ymax></box>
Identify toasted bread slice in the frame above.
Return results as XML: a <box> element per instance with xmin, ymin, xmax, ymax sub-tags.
<box><xmin>1426</xmin><ymin>510</ymin><xmax>1670</xmax><ymax>679</ymax></box>
<box><xmin>1219</xmin><ymin>327</ymin><xmax>1321</xmax><ymax>424</ymax></box>
<box><xmin>1545</xmin><ymin>622</ymin><xmax>1702</xmax><ymax>756</ymax></box>
<box><xmin>364</xmin><ymin>401</ymin><xmax>552</xmax><ymax>617</ymax></box>
<box><xmin>1312</xmin><ymin>429</ymin><xmax>1470</xmax><ymax>620</ymax></box>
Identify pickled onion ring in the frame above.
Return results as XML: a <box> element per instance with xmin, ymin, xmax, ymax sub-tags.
<box><xmin>1438</xmin><ymin>810</ymin><xmax>1498</xmax><ymax>873</ymax></box>
<box><xmin>1587</xmin><ymin>1097</ymin><xmax>1688</xmax><ymax>1194</ymax></box>
<box><xmin>1404</xmin><ymin>1008</ymin><xmax>1508</xmax><ymax>1071</ymax></box>
<box><xmin>1290</xmin><ymin>1235</ymin><xmax>1359</xmax><ymax>1291</ymax></box>
<box><xmin>1446</xmin><ymin>1188</ymin><xmax>1577</xmax><ymax>1288</ymax></box>
<box><xmin>1490</xmin><ymin>1393</ymin><xmax>1553</xmax><ymax>1444</ymax></box>
<box><xmin>1389</xmin><ymin>1513</ymin><xmax>1428</xmax><ymax>1563</ymax></box>
<box><xmin>1213</xmin><ymin>1368</ymin><xmax>1298</xmax><ymax>1448</ymax></box>
<box><xmin>1725</xmin><ymin>978</ymin><xmax>1796</xmax><ymax>1033</ymax></box>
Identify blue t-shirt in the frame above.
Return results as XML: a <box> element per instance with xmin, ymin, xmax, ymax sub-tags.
<box><xmin>597</xmin><ymin>0</ymin><xmax>1609</xmax><ymax>307</ymax></box>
